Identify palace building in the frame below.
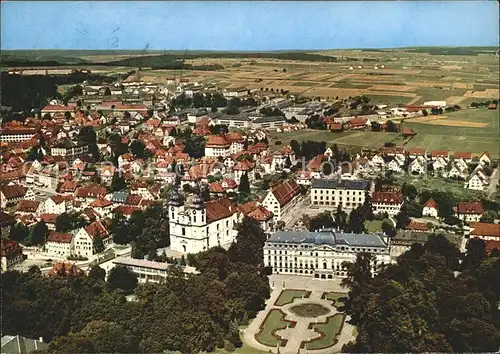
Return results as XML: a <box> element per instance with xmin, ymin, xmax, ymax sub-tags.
<box><xmin>263</xmin><ymin>229</ymin><xmax>391</xmax><ymax>279</ymax></box>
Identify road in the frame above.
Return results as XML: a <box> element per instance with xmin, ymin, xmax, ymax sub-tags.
<box><xmin>486</xmin><ymin>168</ymin><xmax>499</xmax><ymax>196</ymax></box>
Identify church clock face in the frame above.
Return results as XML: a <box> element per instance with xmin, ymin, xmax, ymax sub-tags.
<box><xmin>193</xmin><ymin>210</ymin><xmax>196</xmax><ymax>214</ymax></box>
<box><xmin>171</xmin><ymin>207</ymin><xmax>175</xmax><ymax>211</ymax></box>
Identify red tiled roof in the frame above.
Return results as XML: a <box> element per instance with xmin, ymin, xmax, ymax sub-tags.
<box><xmin>0</xmin><ymin>211</ymin><xmax>16</xmax><ymax>228</ymax></box>
<box><xmin>206</xmin><ymin>135</ymin><xmax>230</xmax><ymax>148</ymax></box>
<box><xmin>347</xmin><ymin>117</ymin><xmax>368</xmax><ymax>127</ymax></box>
<box><xmin>17</xmin><ymin>200</ymin><xmax>40</xmax><ymax>213</ymax></box>
<box><xmin>225</xmin><ymin>132</ymin><xmax>245</xmax><ymax>143</ymax></box>
<box><xmin>114</xmin><ymin>205</ymin><xmax>142</xmax><ymax>216</ymax></box>
<box><xmin>58</xmin><ymin>180</ymin><xmax>79</xmax><ymax>193</ymax></box>
<box><xmin>41</xmin><ymin>105</ymin><xmax>76</xmax><ymax>112</ymax></box>
<box><xmin>271</xmin><ymin>180</ymin><xmax>300</xmax><ymax>207</ymax></box>
<box><xmin>487</xmin><ymin>104</ymin><xmax>497</xmax><ymax>109</ymax></box>
<box><xmin>431</xmin><ymin>150</ymin><xmax>449</xmax><ymax>158</ymax></box>
<box><xmin>1</xmin><ymin>184</ymin><xmax>28</xmax><ymax>199</ymax></box>
<box><xmin>206</xmin><ymin>198</ymin><xmax>236</xmax><ymax>223</ymax></box>
<box><xmin>47</xmin><ymin>231</ymin><xmax>73</xmax><ymax>243</ymax></box>
<box><xmin>233</xmin><ymin>160</ymin><xmax>255</xmax><ymax>171</ymax></box>
<box><xmin>247</xmin><ymin>205</ymin><xmax>273</xmax><ymax>222</ymax></box>
<box><xmin>470</xmin><ymin>223</ymin><xmax>500</xmax><ymax>238</ymax></box>
<box><xmin>405</xmin><ymin>220</ymin><xmax>428</xmax><ymax>231</ymax></box>
<box><xmin>90</xmin><ymin>198</ymin><xmax>113</xmax><ymax>208</ymax></box>
<box><xmin>84</xmin><ymin>220</ymin><xmax>110</xmax><ymax>239</ymax></box>
<box><xmin>209</xmin><ymin>182</ymin><xmax>225</xmax><ymax>193</ymax></box>
<box><xmin>406</xmin><ymin>148</ymin><xmax>426</xmax><ymax>156</ymax></box>
<box><xmin>455</xmin><ymin>201</ymin><xmax>483</xmax><ymax>215</ymax></box>
<box><xmin>424</xmin><ymin>198</ymin><xmax>438</xmax><ymax>209</ymax></box>
<box><xmin>222</xmin><ymin>178</ymin><xmax>238</xmax><ymax>189</ymax></box>
<box><xmin>1</xmin><ymin>238</ymin><xmax>22</xmax><ymax>257</ymax></box>
<box><xmin>125</xmin><ymin>195</ymin><xmax>143</xmax><ymax>206</ymax></box>
<box><xmin>75</xmin><ymin>185</ymin><xmax>107</xmax><ymax>198</ymax></box>
<box><xmin>372</xmin><ymin>192</ymin><xmax>404</xmax><ymax>205</ymax></box>
<box><xmin>50</xmin><ymin>195</ymin><xmax>66</xmax><ymax>205</ymax></box>
<box><xmin>330</xmin><ymin>123</ymin><xmax>343</xmax><ymax>131</ymax></box>
<box><xmin>39</xmin><ymin>213</ymin><xmax>57</xmax><ymax>224</ymax></box>
<box><xmin>48</xmin><ymin>262</ymin><xmax>84</xmax><ymax>277</ymax></box>
<box><xmin>453</xmin><ymin>151</ymin><xmax>472</xmax><ymax>159</ymax></box>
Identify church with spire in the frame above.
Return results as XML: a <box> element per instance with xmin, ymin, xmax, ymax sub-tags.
<box><xmin>168</xmin><ymin>179</ymin><xmax>238</xmax><ymax>254</ymax></box>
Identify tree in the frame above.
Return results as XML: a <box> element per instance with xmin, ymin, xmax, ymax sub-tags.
<box><xmin>480</xmin><ymin>210</ymin><xmax>498</xmax><ymax>223</ymax></box>
<box><xmin>462</xmin><ymin>238</ymin><xmax>486</xmax><ymax>269</ymax></box>
<box><xmin>360</xmin><ymin>191</ymin><xmax>374</xmax><ymax>221</ymax></box>
<box><xmin>8</xmin><ymin>223</ymin><xmax>29</xmax><ymax>243</ymax></box>
<box><xmin>88</xmin><ymin>265</ymin><xmax>106</xmax><ymax>282</ymax></box>
<box><xmin>381</xmin><ymin>220</ymin><xmax>396</xmax><ymax>237</ymax></box>
<box><xmin>228</xmin><ymin>217</ymin><xmax>267</xmax><ymax>266</ymax></box>
<box><xmin>55</xmin><ymin>213</ymin><xmax>86</xmax><ymax>232</ymax></box>
<box><xmin>104</xmin><ymin>87</ymin><xmax>111</xmax><ymax>96</ymax></box>
<box><xmin>334</xmin><ymin>204</ymin><xmax>348</xmax><ymax>231</ymax></box>
<box><xmin>130</xmin><ymin>140</ymin><xmax>146</xmax><ymax>158</ymax></box>
<box><xmin>422</xmin><ymin>109</ymin><xmax>428</xmax><ymax>116</ymax></box>
<box><xmin>93</xmin><ymin>234</ymin><xmax>105</xmax><ymax>254</ymax></box>
<box><xmin>347</xmin><ymin>207</ymin><xmax>366</xmax><ymax>233</ymax></box>
<box><xmin>395</xmin><ymin>205</ymin><xmax>411</xmax><ymax>229</ymax></box>
<box><xmin>107</xmin><ymin>266</ymin><xmax>138</xmax><ymax>294</ymax></box>
<box><xmin>48</xmin><ymin>333</ymin><xmax>95</xmax><ymax>353</ymax></box>
<box><xmin>238</xmin><ymin>173</ymin><xmax>250</xmax><ymax>194</ymax></box>
<box><xmin>64</xmin><ymin>111</ymin><xmax>72</xmax><ymax>121</ymax></box>
<box><xmin>110</xmin><ymin>171</ymin><xmax>126</xmax><ymax>192</ymax></box>
<box><xmin>402</xmin><ymin>183</ymin><xmax>418</xmax><ymax>200</ymax></box>
<box><xmin>29</xmin><ymin>220</ymin><xmax>48</xmax><ymax>246</ymax></box>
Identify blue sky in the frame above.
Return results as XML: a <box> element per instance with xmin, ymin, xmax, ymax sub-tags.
<box><xmin>1</xmin><ymin>1</ymin><xmax>498</xmax><ymax>50</ymax></box>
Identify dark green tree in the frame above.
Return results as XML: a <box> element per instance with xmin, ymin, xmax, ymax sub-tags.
<box><xmin>238</xmin><ymin>173</ymin><xmax>250</xmax><ymax>194</ymax></box>
<box><xmin>29</xmin><ymin>220</ymin><xmax>48</xmax><ymax>246</ymax></box>
<box><xmin>88</xmin><ymin>265</ymin><xmax>106</xmax><ymax>282</ymax></box>
<box><xmin>107</xmin><ymin>266</ymin><xmax>138</xmax><ymax>294</ymax></box>
<box><xmin>110</xmin><ymin>171</ymin><xmax>126</xmax><ymax>192</ymax></box>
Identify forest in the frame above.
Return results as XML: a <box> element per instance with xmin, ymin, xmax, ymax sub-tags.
<box><xmin>1</xmin><ymin>217</ymin><xmax>270</xmax><ymax>354</ymax></box>
<box><xmin>341</xmin><ymin>235</ymin><xmax>500</xmax><ymax>353</ymax></box>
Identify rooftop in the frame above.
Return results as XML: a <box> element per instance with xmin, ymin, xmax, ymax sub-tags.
<box><xmin>266</xmin><ymin>230</ymin><xmax>387</xmax><ymax>248</ymax></box>
<box><xmin>311</xmin><ymin>178</ymin><xmax>369</xmax><ymax>191</ymax></box>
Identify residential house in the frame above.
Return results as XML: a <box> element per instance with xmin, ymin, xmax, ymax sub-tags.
<box><xmin>422</xmin><ymin>198</ymin><xmax>439</xmax><ymax>218</ymax></box>
<box><xmin>1</xmin><ymin>185</ymin><xmax>35</xmax><ymax>208</ymax></box>
<box><xmin>45</xmin><ymin>231</ymin><xmax>74</xmax><ymax>258</ymax></box>
<box><xmin>1</xmin><ymin>239</ymin><xmax>23</xmax><ymax>272</ymax></box>
<box><xmin>453</xmin><ymin>202</ymin><xmax>484</xmax><ymax>223</ymax></box>
<box><xmin>409</xmin><ymin>156</ymin><xmax>427</xmax><ymax>175</ymax></box>
<box><xmin>465</xmin><ymin>172</ymin><xmax>487</xmax><ymax>191</ymax></box>
<box><xmin>16</xmin><ymin>200</ymin><xmax>42</xmax><ymax>215</ymax></box>
<box><xmin>238</xmin><ymin>201</ymin><xmax>274</xmax><ymax>232</ymax></box>
<box><xmin>233</xmin><ymin>160</ymin><xmax>255</xmax><ymax>185</ymax></box>
<box><xmin>372</xmin><ymin>192</ymin><xmax>404</xmax><ymax>216</ymax></box>
<box><xmin>205</xmin><ymin>135</ymin><xmax>231</xmax><ymax>158</ymax></box>
<box><xmin>469</xmin><ymin>222</ymin><xmax>500</xmax><ymax>241</ymax></box>
<box><xmin>262</xmin><ymin>180</ymin><xmax>301</xmax><ymax>222</ymax></box>
<box><xmin>73</xmin><ymin>220</ymin><xmax>112</xmax><ymax>259</ymax></box>
<box><xmin>310</xmin><ymin>179</ymin><xmax>369</xmax><ymax>211</ymax></box>
<box><xmin>479</xmin><ymin>152</ymin><xmax>491</xmax><ymax>165</ymax></box>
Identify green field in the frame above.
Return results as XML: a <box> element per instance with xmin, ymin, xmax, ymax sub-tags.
<box><xmin>274</xmin><ymin>289</ymin><xmax>311</xmax><ymax>306</ymax></box>
<box><xmin>403</xmin><ymin>108</ymin><xmax>500</xmax><ymax>156</ymax></box>
<box><xmin>330</xmin><ymin>82</ymin><xmax>372</xmax><ymax>89</ymax></box>
<box><xmin>322</xmin><ymin>292</ymin><xmax>347</xmax><ymax>309</ymax></box>
<box><xmin>364</xmin><ymin>94</ymin><xmax>414</xmax><ymax>106</ymax></box>
<box><xmin>415</xmin><ymin>87</ymin><xmax>468</xmax><ymax>103</ymax></box>
<box><xmin>271</xmin><ymin>130</ymin><xmax>400</xmax><ymax>151</ymax></box>
<box><xmin>255</xmin><ymin>309</ymin><xmax>293</xmax><ymax>347</ymax></box>
<box><xmin>303</xmin><ymin>314</ymin><xmax>346</xmax><ymax>350</ymax></box>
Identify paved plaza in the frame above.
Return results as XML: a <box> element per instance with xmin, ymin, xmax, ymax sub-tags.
<box><xmin>244</xmin><ymin>275</ymin><xmax>356</xmax><ymax>354</ymax></box>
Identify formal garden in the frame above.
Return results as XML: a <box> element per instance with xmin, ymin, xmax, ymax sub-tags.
<box><xmin>253</xmin><ymin>288</ymin><xmax>350</xmax><ymax>352</ymax></box>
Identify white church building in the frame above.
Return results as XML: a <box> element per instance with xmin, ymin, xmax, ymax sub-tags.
<box><xmin>168</xmin><ymin>181</ymin><xmax>238</xmax><ymax>254</ymax></box>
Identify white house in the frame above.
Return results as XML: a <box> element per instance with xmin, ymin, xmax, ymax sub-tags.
<box><xmin>479</xmin><ymin>152</ymin><xmax>491</xmax><ymax>165</ymax></box>
<box><xmin>465</xmin><ymin>173</ymin><xmax>486</xmax><ymax>191</ymax></box>
<box><xmin>45</xmin><ymin>231</ymin><xmax>74</xmax><ymax>258</ymax></box>
<box><xmin>372</xmin><ymin>192</ymin><xmax>404</xmax><ymax>216</ymax></box>
<box><xmin>409</xmin><ymin>157</ymin><xmax>427</xmax><ymax>175</ymax></box>
<box><xmin>73</xmin><ymin>220</ymin><xmax>112</xmax><ymax>259</ymax></box>
<box><xmin>204</xmin><ymin>135</ymin><xmax>231</xmax><ymax>158</ymax></box>
<box><xmin>44</xmin><ymin>195</ymin><xmax>69</xmax><ymax>215</ymax></box>
<box><xmin>262</xmin><ymin>180</ymin><xmax>301</xmax><ymax>223</ymax></box>
<box><xmin>422</xmin><ymin>198</ymin><xmax>439</xmax><ymax>218</ymax></box>
<box><xmin>454</xmin><ymin>202</ymin><xmax>484</xmax><ymax>223</ymax></box>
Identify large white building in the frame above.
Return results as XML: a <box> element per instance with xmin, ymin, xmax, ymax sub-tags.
<box><xmin>168</xmin><ymin>182</ymin><xmax>238</xmax><ymax>254</ymax></box>
<box><xmin>310</xmin><ymin>179</ymin><xmax>369</xmax><ymax>210</ymax></box>
<box><xmin>264</xmin><ymin>230</ymin><xmax>391</xmax><ymax>279</ymax></box>
<box><xmin>107</xmin><ymin>257</ymin><xmax>199</xmax><ymax>283</ymax></box>
<box><xmin>371</xmin><ymin>191</ymin><xmax>404</xmax><ymax>216</ymax></box>
<box><xmin>261</xmin><ymin>180</ymin><xmax>301</xmax><ymax>223</ymax></box>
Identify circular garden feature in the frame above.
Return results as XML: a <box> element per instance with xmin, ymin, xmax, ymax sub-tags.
<box><xmin>290</xmin><ymin>303</ymin><xmax>330</xmax><ymax>318</ymax></box>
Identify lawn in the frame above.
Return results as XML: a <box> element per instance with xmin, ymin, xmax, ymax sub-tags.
<box><xmin>322</xmin><ymin>292</ymin><xmax>347</xmax><ymax>309</ymax></box>
<box><xmin>365</xmin><ymin>218</ymin><xmax>392</xmax><ymax>233</ymax></box>
<box><xmin>414</xmin><ymin>87</ymin><xmax>468</xmax><ymax>103</ymax></box>
<box><xmin>270</xmin><ymin>130</ymin><xmax>400</xmax><ymax>152</ymax></box>
<box><xmin>402</xmin><ymin>108</ymin><xmax>500</xmax><ymax>156</ymax></box>
<box><xmin>395</xmin><ymin>175</ymin><xmax>485</xmax><ymax>201</ymax></box>
<box><xmin>274</xmin><ymin>289</ymin><xmax>311</xmax><ymax>306</ymax></box>
<box><xmin>290</xmin><ymin>303</ymin><xmax>330</xmax><ymax>318</ymax></box>
<box><xmin>364</xmin><ymin>94</ymin><xmax>414</xmax><ymax>106</ymax></box>
<box><xmin>254</xmin><ymin>309</ymin><xmax>294</xmax><ymax>347</ymax></box>
<box><xmin>303</xmin><ymin>313</ymin><xmax>346</xmax><ymax>350</ymax></box>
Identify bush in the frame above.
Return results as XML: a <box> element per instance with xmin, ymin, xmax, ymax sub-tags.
<box><xmin>224</xmin><ymin>341</ymin><xmax>235</xmax><ymax>352</ymax></box>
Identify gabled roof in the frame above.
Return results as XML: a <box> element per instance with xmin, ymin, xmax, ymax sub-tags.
<box><xmin>90</xmin><ymin>198</ymin><xmax>113</xmax><ymax>208</ymax></box>
<box><xmin>470</xmin><ymin>223</ymin><xmax>500</xmax><ymax>238</ymax></box>
<box><xmin>405</xmin><ymin>220</ymin><xmax>428</xmax><ymax>232</ymax></box>
<box><xmin>454</xmin><ymin>201</ymin><xmax>483</xmax><ymax>215</ymax></box>
<box><xmin>206</xmin><ymin>135</ymin><xmax>230</xmax><ymax>148</ymax></box>
<box><xmin>205</xmin><ymin>198</ymin><xmax>236</xmax><ymax>223</ymax></box>
<box><xmin>48</xmin><ymin>262</ymin><xmax>84</xmax><ymax>277</ymax></box>
<box><xmin>84</xmin><ymin>220</ymin><xmax>110</xmax><ymax>239</ymax></box>
<box><xmin>372</xmin><ymin>192</ymin><xmax>404</xmax><ymax>204</ymax></box>
<box><xmin>1</xmin><ymin>238</ymin><xmax>22</xmax><ymax>257</ymax></box>
<box><xmin>431</xmin><ymin>150</ymin><xmax>449</xmax><ymax>158</ymax></box>
<box><xmin>424</xmin><ymin>198</ymin><xmax>438</xmax><ymax>209</ymax></box>
<box><xmin>453</xmin><ymin>151</ymin><xmax>472</xmax><ymax>159</ymax></box>
<box><xmin>39</xmin><ymin>213</ymin><xmax>57</xmax><ymax>224</ymax></box>
<box><xmin>17</xmin><ymin>200</ymin><xmax>40</xmax><ymax>213</ymax></box>
<box><xmin>47</xmin><ymin>231</ymin><xmax>73</xmax><ymax>243</ymax></box>
<box><xmin>1</xmin><ymin>184</ymin><xmax>28</xmax><ymax>199</ymax></box>
<box><xmin>271</xmin><ymin>180</ymin><xmax>300</xmax><ymax>207</ymax></box>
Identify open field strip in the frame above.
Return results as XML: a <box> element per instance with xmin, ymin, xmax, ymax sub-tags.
<box><xmin>407</xmin><ymin>115</ymin><xmax>449</xmax><ymax>123</ymax></box>
<box><xmin>368</xmin><ymin>84</ymin><xmax>418</xmax><ymax>92</ymax></box>
<box><xmin>418</xmin><ymin>119</ymin><xmax>488</xmax><ymax>128</ymax></box>
<box><xmin>464</xmin><ymin>89</ymin><xmax>499</xmax><ymax>98</ymax></box>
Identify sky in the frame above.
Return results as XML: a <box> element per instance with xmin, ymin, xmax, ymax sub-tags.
<box><xmin>1</xmin><ymin>1</ymin><xmax>498</xmax><ymax>51</ymax></box>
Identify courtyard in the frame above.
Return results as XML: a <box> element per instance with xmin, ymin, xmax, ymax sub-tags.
<box><xmin>244</xmin><ymin>274</ymin><xmax>356</xmax><ymax>354</ymax></box>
